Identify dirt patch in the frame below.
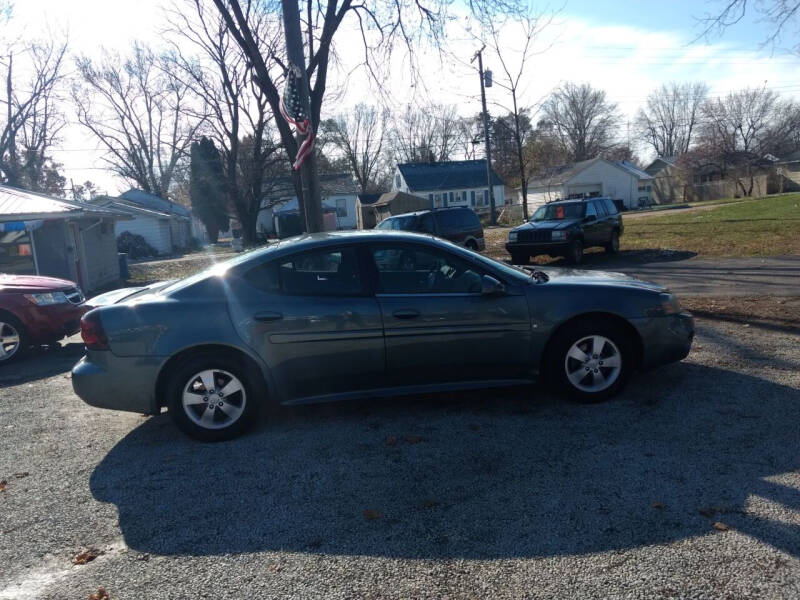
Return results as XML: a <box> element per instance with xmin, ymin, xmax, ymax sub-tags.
<box><xmin>683</xmin><ymin>296</ymin><xmax>800</xmax><ymax>333</ymax></box>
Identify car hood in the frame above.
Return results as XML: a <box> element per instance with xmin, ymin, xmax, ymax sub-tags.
<box><xmin>86</xmin><ymin>280</ymin><xmax>177</xmax><ymax>307</ymax></box>
<box><xmin>512</xmin><ymin>218</ymin><xmax>580</xmax><ymax>232</ymax></box>
<box><xmin>0</xmin><ymin>273</ymin><xmax>77</xmax><ymax>292</ymax></box>
<box><xmin>538</xmin><ymin>267</ymin><xmax>667</xmax><ymax>293</ymax></box>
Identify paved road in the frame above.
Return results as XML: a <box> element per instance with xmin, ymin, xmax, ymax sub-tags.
<box><xmin>1</xmin><ymin>314</ymin><xmax>799</xmax><ymax>599</ymax></box>
<box><xmin>542</xmin><ymin>253</ymin><xmax>800</xmax><ymax>297</ymax></box>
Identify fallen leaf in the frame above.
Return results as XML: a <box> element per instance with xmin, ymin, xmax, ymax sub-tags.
<box><xmin>0</xmin><ymin>480</ymin><xmax>6</xmax><ymax>492</ymax></box>
<box><xmin>268</xmin><ymin>563</ymin><xmax>282</xmax><ymax>573</ymax></box>
<box><xmin>651</xmin><ymin>501</ymin><xmax>665</xmax><ymax>509</ymax></box>
<box><xmin>405</xmin><ymin>435</ymin><xmax>425</xmax><ymax>444</ymax></box>
<box><xmin>384</xmin><ymin>436</ymin><xmax>397</xmax><ymax>446</ymax></box>
<box><xmin>712</xmin><ymin>521</ymin><xmax>729</xmax><ymax>531</ymax></box>
<box><xmin>88</xmin><ymin>587</ymin><xmax>109</xmax><ymax>600</ymax></box>
<box><xmin>699</xmin><ymin>508</ymin><xmax>716</xmax><ymax>518</ymax></box>
<box><xmin>72</xmin><ymin>549</ymin><xmax>102</xmax><ymax>565</ymax></box>
<box><xmin>363</xmin><ymin>509</ymin><xmax>382</xmax><ymax>521</ymax></box>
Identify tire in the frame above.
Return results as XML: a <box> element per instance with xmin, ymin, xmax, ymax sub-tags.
<box><xmin>510</xmin><ymin>251</ymin><xmax>529</xmax><ymax>265</ymax></box>
<box><xmin>0</xmin><ymin>314</ymin><xmax>27</xmax><ymax>365</ymax></box>
<box><xmin>605</xmin><ymin>231</ymin><xmax>620</xmax><ymax>254</ymax></box>
<box><xmin>465</xmin><ymin>239</ymin><xmax>479</xmax><ymax>251</ymax></box>
<box><xmin>165</xmin><ymin>354</ymin><xmax>261</xmax><ymax>441</ymax></box>
<box><xmin>546</xmin><ymin>319</ymin><xmax>633</xmax><ymax>403</ymax></box>
<box><xmin>566</xmin><ymin>239</ymin><xmax>584</xmax><ymax>265</ymax></box>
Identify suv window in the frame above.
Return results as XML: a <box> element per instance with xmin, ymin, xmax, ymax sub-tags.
<box><xmin>458</xmin><ymin>209</ymin><xmax>479</xmax><ymax>229</ymax></box>
<box><xmin>594</xmin><ymin>200</ymin><xmax>607</xmax><ymax>217</ymax></box>
<box><xmin>602</xmin><ymin>198</ymin><xmax>618</xmax><ymax>215</ymax></box>
<box><xmin>371</xmin><ymin>245</ymin><xmax>485</xmax><ymax>294</ymax></box>
<box><xmin>434</xmin><ymin>209</ymin><xmax>460</xmax><ymax>232</ymax></box>
<box><xmin>418</xmin><ymin>212</ymin><xmax>435</xmax><ymax>233</ymax></box>
<box><xmin>244</xmin><ymin>247</ymin><xmax>362</xmax><ymax>296</ymax></box>
<box><xmin>585</xmin><ymin>202</ymin><xmax>598</xmax><ymax>219</ymax></box>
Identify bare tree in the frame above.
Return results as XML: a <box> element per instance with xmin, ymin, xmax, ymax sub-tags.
<box><xmin>390</xmin><ymin>103</ymin><xmax>462</xmax><ymax>164</ymax></box>
<box><xmin>694</xmin><ymin>86</ymin><xmax>798</xmax><ymax>195</ymax></box>
<box><xmin>73</xmin><ymin>43</ymin><xmax>205</xmax><ymax>199</ymax></box>
<box><xmin>165</xmin><ymin>0</ymin><xmax>283</xmax><ymax>244</ymax></box>
<box><xmin>210</xmin><ymin>0</ymin><xmax>522</xmax><ymax>231</ymax></box>
<box><xmin>321</xmin><ymin>103</ymin><xmax>388</xmax><ymax>193</ymax></box>
<box><xmin>635</xmin><ymin>82</ymin><xmax>708</xmax><ymax>158</ymax></box>
<box><xmin>0</xmin><ymin>38</ymin><xmax>67</xmax><ymax>192</ymax></box>
<box><xmin>697</xmin><ymin>0</ymin><xmax>800</xmax><ymax>52</ymax></box>
<box><xmin>541</xmin><ymin>82</ymin><xmax>621</xmax><ymax>162</ymax></box>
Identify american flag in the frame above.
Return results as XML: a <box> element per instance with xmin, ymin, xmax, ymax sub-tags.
<box><xmin>279</xmin><ymin>63</ymin><xmax>315</xmax><ymax>171</ymax></box>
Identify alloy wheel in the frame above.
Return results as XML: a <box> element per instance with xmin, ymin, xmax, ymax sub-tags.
<box><xmin>0</xmin><ymin>322</ymin><xmax>21</xmax><ymax>362</ymax></box>
<box><xmin>564</xmin><ymin>335</ymin><xmax>622</xmax><ymax>393</ymax></box>
<box><xmin>181</xmin><ymin>369</ymin><xmax>247</xmax><ymax>430</ymax></box>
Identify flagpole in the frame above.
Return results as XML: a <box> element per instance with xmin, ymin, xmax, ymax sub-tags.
<box><xmin>281</xmin><ymin>0</ymin><xmax>323</xmax><ymax>233</ymax></box>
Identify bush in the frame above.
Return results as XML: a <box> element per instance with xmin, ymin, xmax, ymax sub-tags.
<box><xmin>117</xmin><ymin>231</ymin><xmax>158</xmax><ymax>259</ymax></box>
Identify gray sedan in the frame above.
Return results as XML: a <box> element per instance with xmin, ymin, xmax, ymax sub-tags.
<box><xmin>72</xmin><ymin>231</ymin><xmax>694</xmax><ymax>441</ymax></box>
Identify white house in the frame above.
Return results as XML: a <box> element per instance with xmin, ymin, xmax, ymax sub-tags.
<box><xmin>257</xmin><ymin>173</ymin><xmax>360</xmax><ymax>235</ymax></box>
<box><xmin>392</xmin><ymin>160</ymin><xmax>506</xmax><ymax>211</ymax></box>
<box><xmin>520</xmin><ymin>158</ymin><xmax>654</xmax><ymax>212</ymax></box>
<box><xmin>91</xmin><ymin>197</ymin><xmax>184</xmax><ymax>255</ymax></box>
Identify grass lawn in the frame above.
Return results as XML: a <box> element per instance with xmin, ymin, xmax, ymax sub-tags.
<box><xmin>620</xmin><ymin>193</ymin><xmax>800</xmax><ymax>257</ymax></box>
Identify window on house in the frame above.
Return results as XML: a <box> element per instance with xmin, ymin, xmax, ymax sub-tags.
<box><xmin>395</xmin><ymin>174</ymin><xmax>401</xmax><ymax>188</ymax></box>
<box><xmin>470</xmin><ymin>191</ymin><xmax>476</xmax><ymax>206</ymax></box>
<box><xmin>335</xmin><ymin>198</ymin><xmax>347</xmax><ymax>218</ymax></box>
<box><xmin>449</xmin><ymin>192</ymin><xmax>455</xmax><ymax>204</ymax></box>
<box><xmin>483</xmin><ymin>189</ymin><xmax>489</xmax><ymax>205</ymax></box>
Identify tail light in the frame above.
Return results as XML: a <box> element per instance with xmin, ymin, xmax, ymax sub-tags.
<box><xmin>80</xmin><ymin>310</ymin><xmax>110</xmax><ymax>350</ymax></box>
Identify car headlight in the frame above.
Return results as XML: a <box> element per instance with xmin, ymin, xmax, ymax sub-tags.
<box><xmin>508</xmin><ymin>231</ymin><xmax>518</xmax><ymax>242</ymax></box>
<box><xmin>24</xmin><ymin>291</ymin><xmax>69</xmax><ymax>306</ymax></box>
<box><xmin>551</xmin><ymin>230</ymin><xmax>568</xmax><ymax>241</ymax></box>
<box><xmin>648</xmin><ymin>293</ymin><xmax>681</xmax><ymax>316</ymax></box>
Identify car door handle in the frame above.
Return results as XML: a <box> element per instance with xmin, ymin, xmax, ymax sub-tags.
<box><xmin>254</xmin><ymin>311</ymin><xmax>284</xmax><ymax>322</ymax></box>
<box><xmin>392</xmin><ymin>309</ymin><xmax>420</xmax><ymax>319</ymax></box>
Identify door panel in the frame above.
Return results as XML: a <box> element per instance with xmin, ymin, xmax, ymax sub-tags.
<box><xmin>369</xmin><ymin>244</ymin><xmax>532</xmax><ymax>386</ymax></box>
<box><xmin>229</xmin><ymin>247</ymin><xmax>385</xmax><ymax>402</ymax></box>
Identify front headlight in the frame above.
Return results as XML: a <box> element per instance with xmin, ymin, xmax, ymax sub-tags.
<box><xmin>508</xmin><ymin>231</ymin><xmax>518</xmax><ymax>242</ymax></box>
<box><xmin>647</xmin><ymin>293</ymin><xmax>681</xmax><ymax>316</ymax></box>
<box><xmin>551</xmin><ymin>230</ymin><xmax>568</xmax><ymax>241</ymax></box>
<box><xmin>24</xmin><ymin>291</ymin><xmax>69</xmax><ymax>306</ymax></box>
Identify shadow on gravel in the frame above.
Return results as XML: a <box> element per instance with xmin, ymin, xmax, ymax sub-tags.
<box><xmin>508</xmin><ymin>249</ymin><xmax>698</xmax><ymax>268</ymax></box>
<box><xmin>91</xmin><ymin>363</ymin><xmax>800</xmax><ymax>559</ymax></box>
<box><xmin>0</xmin><ymin>342</ymin><xmax>84</xmax><ymax>387</ymax></box>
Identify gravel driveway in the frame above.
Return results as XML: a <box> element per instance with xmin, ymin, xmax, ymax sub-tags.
<box><xmin>1</xmin><ymin>310</ymin><xmax>799</xmax><ymax>599</ymax></box>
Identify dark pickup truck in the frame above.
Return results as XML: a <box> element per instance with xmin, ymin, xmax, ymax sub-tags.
<box><xmin>506</xmin><ymin>197</ymin><xmax>623</xmax><ymax>264</ymax></box>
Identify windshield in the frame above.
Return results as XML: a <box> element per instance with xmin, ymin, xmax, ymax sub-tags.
<box><xmin>531</xmin><ymin>203</ymin><xmax>584</xmax><ymax>221</ymax></box>
<box><xmin>377</xmin><ymin>215</ymin><xmax>417</xmax><ymax>230</ymax></box>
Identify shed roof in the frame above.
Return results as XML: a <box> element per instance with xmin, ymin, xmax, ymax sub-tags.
<box><xmin>120</xmin><ymin>188</ymin><xmax>191</xmax><ymax>218</ymax></box>
<box><xmin>0</xmin><ymin>184</ymin><xmax>128</xmax><ymax>222</ymax></box>
<box><xmin>616</xmin><ymin>160</ymin><xmax>653</xmax><ymax>180</ymax></box>
<box><xmin>262</xmin><ymin>173</ymin><xmax>359</xmax><ymax>200</ymax></box>
<box><xmin>90</xmin><ymin>196</ymin><xmax>174</xmax><ymax>219</ymax></box>
<box><xmin>527</xmin><ymin>157</ymin><xmax>652</xmax><ymax>190</ymax></box>
<box><xmin>356</xmin><ymin>192</ymin><xmax>382</xmax><ymax>205</ymax></box>
<box><xmin>397</xmin><ymin>160</ymin><xmax>504</xmax><ymax>191</ymax></box>
<box><xmin>373</xmin><ymin>190</ymin><xmax>432</xmax><ymax>208</ymax></box>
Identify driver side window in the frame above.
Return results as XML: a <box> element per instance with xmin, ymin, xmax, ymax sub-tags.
<box><xmin>371</xmin><ymin>245</ymin><xmax>486</xmax><ymax>295</ymax></box>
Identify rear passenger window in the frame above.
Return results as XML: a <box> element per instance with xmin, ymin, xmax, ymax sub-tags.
<box><xmin>435</xmin><ymin>210</ymin><xmax>459</xmax><ymax>231</ymax></box>
<box><xmin>243</xmin><ymin>248</ymin><xmax>362</xmax><ymax>296</ymax></box>
<box><xmin>603</xmin><ymin>198</ymin><xmax>618</xmax><ymax>215</ymax></box>
<box><xmin>594</xmin><ymin>200</ymin><xmax>607</xmax><ymax>216</ymax></box>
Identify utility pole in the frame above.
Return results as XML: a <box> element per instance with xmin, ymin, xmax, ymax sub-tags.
<box><xmin>281</xmin><ymin>0</ymin><xmax>322</xmax><ymax>233</ymax></box>
<box><xmin>472</xmin><ymin>45</ymin><xmax>496</xmax><ymax>225</ymax></box>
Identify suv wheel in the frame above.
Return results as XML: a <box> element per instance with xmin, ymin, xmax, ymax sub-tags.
<box><xmin>605</xmin><ymin>231</ymin><xmax>620</xmax><ymax>254</ymax></box>
<box><xmin>166</xmin><ymin>355</ymin><xmax>260</xmax><ymax>441</ymax></box>
<box><xmin>547</xmin><ymin>320</ymin><xmax>632</xmax><ymax>403</ymax></box>
<box><xmin>0</xmin><ymin>316</ymin><xmax>26</xmax><ymax>364</ymax></box>
<box><xmin>465</xmin><ymin>239</ymin><xmax>478</xmax><ymax>251</ymax></box>
<box><xmin>567</xmin><ymin>239</ymin><xmax>583</xmax><ymax>265</ymax></box>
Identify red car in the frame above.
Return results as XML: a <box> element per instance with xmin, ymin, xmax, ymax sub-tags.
<box><xmin>0</xmin><ymin>274</ymin><xmax>87</xmax><ymax>364</ymax></box>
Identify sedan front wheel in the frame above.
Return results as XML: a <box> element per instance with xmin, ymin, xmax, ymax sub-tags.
<box><xmin>548</xmin><ymin>320</ymin><xmax>632</xmax><ymax>403</ymax></box>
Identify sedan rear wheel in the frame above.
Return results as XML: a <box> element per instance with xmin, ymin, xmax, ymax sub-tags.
<box><xmin>167</xmin><ymin>355</ymin><xmax>258</xmax><ymax>441</ymax></box>
<box><xmin>0</xmin><ymin>318</ymin><xmax>26</xmax><ymax>364</ymax></box>
<box><xmin>548</xmin><ymin>320</ymin><xmax>632</xmax><ymax>403</ymax></box>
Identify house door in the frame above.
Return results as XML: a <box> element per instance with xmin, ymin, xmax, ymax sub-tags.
<box><xmin>69</xmin><ymin>222</ymin><xmax>89</xmax><ymax>289</ymax></box>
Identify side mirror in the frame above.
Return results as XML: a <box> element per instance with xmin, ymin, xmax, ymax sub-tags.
<box><xmin>585</xmin><ymin>214</ymin><xmax>597</xmax><ymax>222</ymax></box>
<box><xmin>481</xmin><ymin>274</ymin><xmax>506</xmax><ymax>296</ymax></box>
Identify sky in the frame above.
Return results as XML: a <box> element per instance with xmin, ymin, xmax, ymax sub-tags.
<box><xmin>8</xmin><ymin>0</ymin><xmax>800</xmax><ymax>195</ymax></box>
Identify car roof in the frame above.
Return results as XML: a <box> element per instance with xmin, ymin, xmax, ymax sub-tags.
<box><xmin>548</xmin><ymin>197</ymin><xmax>610</xmax><ymax>204</ymax></box>
<box><xmin>384</xmin><ymin>206</ymin><xmax>472</xmax><ymax>219</ymax></box>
